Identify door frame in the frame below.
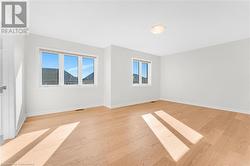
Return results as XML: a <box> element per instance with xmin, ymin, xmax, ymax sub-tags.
<box><xmin>1</xmin><ymin>36</ymin><xmax>16</xmax><ymax>142</ymax></box>
<box><xmin>0</xmin><ymin>37</ymin><xmax>3</xmax><ymax>143</ymax></box>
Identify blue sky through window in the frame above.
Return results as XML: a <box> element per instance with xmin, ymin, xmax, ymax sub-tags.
<box><xmin>142</xmin><ymin>63</ymin><xmax>148</xmax><ymax>78</ymax></box>
<box><xmin>133</xmin><ymin>60</ymin><xmax>148</xmax><ymax>77</ymax></box>
<box><xmin>64</xmin><ymin>55</ymin><xmax>78</xmax><ymax>77</ymax></box>
<box><xmin>42</xmin><ymin>52</ymin><xmax>59</xmax><ymax>69</ymax></box>
<box><xmin>133</xmin><ymin>60</ymin><xmax>139</xmax><ymax>75</ymax></box>
<box><xmin>42</xmin><ymin>52</ymin><xmax>95</xmax><ymax>79</ymax></box>
<box><xmin>82</xmin><ymin>57</ymin><xmax>94</xmax><ymax>79</ymax></box>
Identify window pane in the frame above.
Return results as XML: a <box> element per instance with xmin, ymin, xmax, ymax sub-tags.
<box><xmin>42</xmin><ymin>52</ymin><xmax>59</xmax><ymax>85</ymax></box>
<box><xmin>82</xmin><ymin>57</ymin><xmax>94</xmax><ymax>84</ymax></box>
<box><xmin>142</xmin><ymin>63</ymin><xmax>148</xmax><ymax>84</ymax></box>
<box><xmin>64</xmin><ymin>55</ymin><xmax>78</xmax><ymax>85</ymax></box>
<box><xmin>133</xmin><ymin>60</ymin><xmax>139</xmax><ymax>84</ymax></box>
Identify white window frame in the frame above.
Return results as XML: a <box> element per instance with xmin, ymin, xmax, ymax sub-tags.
<box><xmin>63</xmin><ymin>54</ymin><xmax>79</xmax><ymax>85</ymax></box>
<box><xmin>38</xmin><ymin>47</ymin><xmax>98</xmax><ymax>87</ymax></box>
<box><xmin>132</xmin><ymin>58</ymin><xmax>152</xmax><ymax>86</ymax></box>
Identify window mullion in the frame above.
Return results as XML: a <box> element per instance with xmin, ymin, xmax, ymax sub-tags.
<box><xmin>149</xmin><ymin>63</ymin><xmax>152</xmax><ymax>85</ymax></box>
<box><xmin>40</xmin><ymin>48</ymin><xmax>96</xmax><ymax>86</ymax></box>
<box><xmin>139</xmin><ymin>61</ymin><xmax>142</xmax><ymax>84</ymax></box>
<box><xmin>59</xmin><ymin>53</ymin><xmax>64</xmax><ymax>85</ymax></box>
<box><xmin>94</xmin><ymin>57</ymin><xmax>97</xmax><ymax>85</ymax></box>
<box><xmin>78</xmin><ymin>56</ymin><xmax>82</xmax><ymax>85</ymax></box>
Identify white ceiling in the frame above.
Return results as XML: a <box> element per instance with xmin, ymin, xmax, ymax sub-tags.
<box><xmin>30</xmin><ymin>1</ymin><xmax>250</xmax><ymax>56</ymax></box>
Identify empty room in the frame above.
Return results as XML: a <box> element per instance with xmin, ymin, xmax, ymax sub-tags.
<box><xmin>0</xmin><ymin>0</ymin><xmax>250</xmax><ymax>165</ymax></box>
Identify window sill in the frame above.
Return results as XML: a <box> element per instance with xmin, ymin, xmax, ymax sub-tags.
<box><xmin>132</xmin><ymin>84</ymin><xmax>152</xmax><ymax>87</ymax></box>
<box><xmin>40</xmin><ymin>84</ymin><xmax>97</xmax><ymax>88</ymax></box>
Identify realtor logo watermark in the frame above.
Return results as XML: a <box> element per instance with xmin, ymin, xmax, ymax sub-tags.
<box><xmin>1</xmin><ymin>1</ymin><xmax>29</xmax><ymax>34</ymax></box>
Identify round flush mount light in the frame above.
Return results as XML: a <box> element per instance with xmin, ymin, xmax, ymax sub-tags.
<box><xmin>151</xmin><ymin>24</ymin><xmax>165</xmax><ymax>34</ymax></box>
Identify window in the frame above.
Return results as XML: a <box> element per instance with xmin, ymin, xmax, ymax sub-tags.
<box><xmin>64</xmin><ymin>55</ymin><xmax>78</xmax><ymax>85</ymax></box>
<box><xmin>132</xmin><ymin>59</ymin><xmax>151</xmax><ymax>85</ymax></box>
<box><xmin>41</xmin><ymin>52</ymin><xmax>59</xmax><ymax>85</ymax></box>
<box><xmin>133</xmin><ymin>60</ymin><xmax>139</xmax><ymax>84</ymax></box>
<box><xmin>82</xmin><ymin>57</ymin><xmax>94</xmax><ymax>84</ymax></box>
<box><xmin>40</xmin><ymin>49</ymin><xmax>96</xmax><ymax>86</ymax></box>
<box><xmin>142</xmin><ymin>62</ymin><xmax>148</xmax><ymax>84</ymax></box>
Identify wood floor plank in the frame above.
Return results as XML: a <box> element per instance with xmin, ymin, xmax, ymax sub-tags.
<box><xmin>155</xmin><ymin>110</ymin><xmax>203</xmax><ymax>144</ymax></box>
<box><xmin>142</xmin><ymin>113</ymin><xmax>189</xmax><ymax>162</ymax></box>
<box><xmin>2</xmin><ymin>100</ymin><xmax>250</xmax><ymax>166</ymax></box>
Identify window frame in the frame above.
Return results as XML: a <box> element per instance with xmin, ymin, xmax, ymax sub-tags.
<box><xmin>132</xmin><ymin>59</ymin><xmax>140</xmax><ymax>84</ymax></box>
<box><xmin>132</xmin><ymin>58</ymin><xmax>152</xmax><ymax>86</ymax></box>
<box><xmin>63</xmin><ymin>54</ymin><xmax>79</xmax><ymax>85</ymax></box>
<box><xmin>40</xmin><ymin>51</ymin><xmax>60</xmax><ymax>86</ymax></box>
<box><xmin>82</xmin><ymin>56</ymin><xmax>95</xmax><ymax>85</ymax></box>
<box><xmin>39</xmin><ymin>47</ymin><xmax>98</xmax><ymax>87</ymax></box>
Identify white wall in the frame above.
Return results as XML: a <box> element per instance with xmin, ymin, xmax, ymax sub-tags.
<box><xmin>25</xmin><ymin>34</ymin><xmax>105</xmax><ymax>116</ymax></box>
<box><xmin>24</xmin><ymin>34</ymin><xmax>249</xmax><ymax>117</ymax></box>
<box><xmin>14</xmin><ymin>36</ymin><xmax>26</xmax><ymax>133</ymax></box>
<box><xmin>109</xmin><ymin>45</ymin><xmax>160</xmax><ymax>108</ymax></box>
<box><xmin>0</xmin><ymin>37</ymin><xmax>2</xmax><ymax>140</ymax></box>
<box><xmin>103</xmin><ymin>47</ymin><xmax>111</xmax><ymax>108</ymax></box>
<box><xmin>25</xmin><ymin>34</ymin><xmax>160</xmax><ymax>116</ymax></box>
<box><xmin>161</xmin><ymin>38</ymin><xmax>250</xmax><ymax>114</ymax></box>
<box><xmin>1</xmin><ymin>36</ymin><xmax>25</xmax><ymax>139</ymax></box>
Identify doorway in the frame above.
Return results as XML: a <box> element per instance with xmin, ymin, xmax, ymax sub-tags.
<box><xmin>0</xmin><ymin>37</ymin><xmax>16</xmax><ymax>143</ymax></box>
<box><xmin>0</xmin><ymin>37</ymin><xmax>4</xmax><ymax>143</ymax></box>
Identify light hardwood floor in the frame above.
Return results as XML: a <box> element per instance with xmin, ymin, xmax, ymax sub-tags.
<box><xmin>2</xmin><ymin>100</ymin><xmax>250</xmax><ymax>166</ymax></box>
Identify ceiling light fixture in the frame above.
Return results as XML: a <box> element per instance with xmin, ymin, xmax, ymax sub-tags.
<box><xmin>151</xmin><ymin>24</ymin><xmax>165</xmax><ymax>34</ymax></box>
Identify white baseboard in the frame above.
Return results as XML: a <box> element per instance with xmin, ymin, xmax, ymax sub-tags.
<box><xmin>160</xmin><ymin>98</ymin><xmax>250</xmax><ymax>115</ymax></box>
<box><xmin>26</xmin><ymin>98</ymin><xmax>248</xmax><ymax>117</ymax></box>
<box><xmin>109</xmin><ymin>98</ymin><xmax>160</xmax><ymax>109</ymax></box>
<box><xmin>16</xmin><ymin>110</ymin><xmax>27</xmax><ymax>136</ymax></box>
<box><xmin>27</xmin><ymin>104</ymin><xmax>103</xmax><ymax>117</ymax></box>
<box><xmin>27</xmin><ymin>100</ymin><xmax>160</xmax><ymax>116</ymax></box>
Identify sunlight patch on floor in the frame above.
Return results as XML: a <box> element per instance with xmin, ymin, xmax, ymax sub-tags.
<box><xmin>155</xmin><ymin>110</ymin><xmax>203</xmax><ymax>144</ymax></box>
<box><xmin>14</xmin><ymin>122</ymin><xmax>80</xmax><ymax>166</ymax></box>
<box><xmin>142</xmin><ymin>113</ymin><xmax>189</xmax><ymax>162</ymax></box>
<box><xmin>0</xmin><ymin>129</ymin><xmax>49</xmax><ymax>164</ymax></box>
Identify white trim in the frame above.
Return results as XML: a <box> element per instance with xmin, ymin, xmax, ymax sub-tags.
<box><xmin>139</xmin><ymin>60</ymin><xmax>142</xmax><ymax>84</ymax></box>
<box><xmin>63</xmin><ymin>54</ymin><xmax>79</xmax><ymax>85</ymax></box>
<box><xmin>0</xmin><ymin>37</ymin><xmax>2</xmax><ymax>138</ymax></box>
<box><xmin>131</xmin><ymin>58</ymin><xmax>139</xmax><ymax>85</ymax></box>
<box><xmin>59</xmin><ymin>53</ymin><xmax>64</xmax><ymax>85</ymax></box>
<box><xmin>26</xmin><ymin>104</ymin><xmax>103</xmax><ymax>117</ymax></box>
<box><xmin>78</xmin><ymin>56</ymin><xmax>82</xmax><ymax>85</ymax></box>
<box><xmin>82</xmin><ymin>56</ymin><xmax>98</xmax><ymax>86</ymax></box>
<box><xmin>0</xmin><ymin>38</ymin><xmax>2</xmax><ymax>139</ymax></box>
<box><xmin>148</xmin><ymin>62</ymin><xmax>152</xmax><ymax>85</ymax></box>
<box><xmin>2</xmin><ymin>37</ymin><xmax>16</xmax><ymax>140</ymax></box>
<box><xmin>132</xmin><ymin>84</ymin><xmax>152</xmax><ymax>87</ymax></box>
<box><xmin>38</xmin><ymin>47</ymin><xmax>97</xmax><ymax>87</ymax></box>
<box><xmin>39</xmin><ymin>47</ymin><xmax>97</xmax><ymax>58</ymax></box>
<box><xmin>94</xmin><ymin>56</ymin><xmax>98</xmax><ymax>86</ymax></box>
<box><xmin>160</xmin><ymin>98</ymin><xmax>250</xmax><ymax>115</ymax></box>
<box><xmin>109</xmin><ymin>98</ymin><xmax>159</xmax><ymax>109</ymax></box>
<box><xmin>132</xmin><ymin>58</ymin><xmax>152</xmax><ymax>86</ymax></box>
<box><xmin>132</xmin><ymin>57</ymin><xmax>151</xmax><ymax>63</ymax></box>
<box><xmin>38</xmin><ymin>48</ymin><xmax>43</xmax><ymax>87</ymax></box>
